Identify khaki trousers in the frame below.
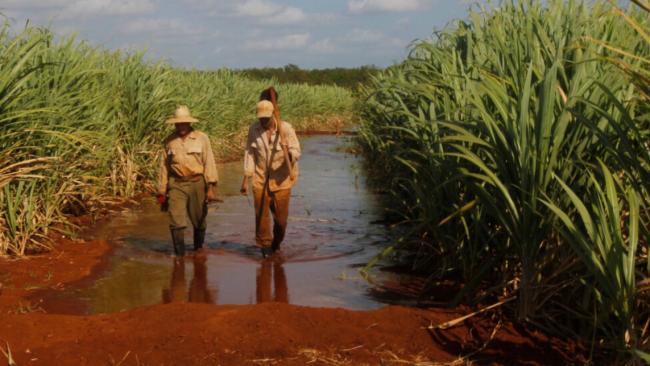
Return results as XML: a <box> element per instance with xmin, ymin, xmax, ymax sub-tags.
<box><xmin>168</xmin><ymin>177</ymin><xmax>207</xmax><ymax>230</ymax></box>
<box><xmin>253</xmin><ymin>188</ymin><xmax>290</xmax><ymax>248</ymax></box>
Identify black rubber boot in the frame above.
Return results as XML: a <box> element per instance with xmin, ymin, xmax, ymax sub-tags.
<box><xmin>261</xmin><ymin>247</ymin><xmax>273</xmax><ymax>259</ymax></box>
<box><xmin>171</xmin><ymin>228</ymin><xmax>185</xmax><ymax>257</ymax></box>
<box><xmin>193</xmin><ymin>229</ymin><xmax>205</xmax><ymax>251</ymax></box>
<box><xmin>271</xmin><ymin>240</ymin><xmax>280</xmax><ymax>253</ymax></box>
<box><xmin>271</xmin><ymin>222</ymin><xmax>284</xmax><ymax>253</ymax></box>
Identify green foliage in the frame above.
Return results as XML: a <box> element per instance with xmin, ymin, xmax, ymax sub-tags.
<box><xmin>0</xmin><ymin>23</ymin><xmax>354</xmax><ymax>256</ymax></box>
<box><xmin>357</xmin><ymin>0</ymin><xmax>649</xmax><ymax>360</ymax></box>
<box><xmin>238</xmin><ymin>64</ymin><xmax>380</xmax><ymax>90</ymax></box>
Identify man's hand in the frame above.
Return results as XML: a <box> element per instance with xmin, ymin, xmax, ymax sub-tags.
<box><xmin>206</xmin><ymin>185</ymin><xmax>217</xmax><ymax>202</ymax></box>
<box><xmin>279</xmin><ymin>131</ymin><xmax>289</xmax><ymax>146</ymax></box>
<box><xmin>240</xmin><ymin>176</ymin><xmax>249</xmax><ymax>196</ymax></box>
<box><xmin>156</xmin><ymin>194</ymin><xmax>167</xmax><ymax>205</ymax></box>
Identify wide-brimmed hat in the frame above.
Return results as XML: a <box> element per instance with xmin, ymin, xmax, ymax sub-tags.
<box><xmin>166</xmin><ymin>105</ymin><xmax>199</xmax><ymax>124</ymax></box>
<box><xmin>256</xmin><ymin>100</ymin><xmax>274</xmax><ymax>119</ymax></box>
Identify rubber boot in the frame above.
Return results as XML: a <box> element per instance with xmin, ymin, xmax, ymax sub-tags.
<box><xmin>193</xmin><ymin>229</ymin><xmax>205</xmax><ymax>251</ymax></box>
<box><xmin>271</xmin><ymin>215</ymin><xmax>285</xmax><ymax>253</ymax></box>
<box><xmin>171</xmin><ymin>228</ymin><xmax>185</xmax><ymax>257</ymax></box>
<box><xmin>261</xmin><ymin>246</ymin><xmax>273</xmax><ymax>259</ymax></box>
<box><xmin>271</xmin><ymin>240</ymin><xmax>280</xmax><ymax>253</ymax></box>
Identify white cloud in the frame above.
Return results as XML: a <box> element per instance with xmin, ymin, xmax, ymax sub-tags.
<box><xmin>235</xmin><ymin>0</ymin><xmax>305</xmax><ymax>25</ymax></box>
<box><xmin>396</xmin><ymin>17</ymin><xmax>411</xmax><ymax>27</ymax></box>
<box><xmin>244</xmin><ymin>33</ymin><xmax>310</xmax><ymax>50</ymax></box>
<box><xmin>309</xmin><ymin>38</ymin><xmax>337</xmax><ymax>53</ymax></box>
<box><xmin>2</xmin><ymin>0</ymin><xmax>157</xmax><ymax>18</ymax></box>
<box><xmin>70</xmin><ymin>0</ymin><xmax>156</xmax><ymax>17</ymax></box>
<box><xmin>122</xmin><ymin>18</ymin><xmax>192</xmax><ymax>34</ymax></box>
<box><xmin>307</xmin><ymin>27</ymin><xmax>405</xmax><ymax>55</ymax></box>
<box><xmin>264</xmin><ymin>7</ymin><xmax>306</xmax><ymax>25</ymax></box>
<box><xmin>346</xmin><ymin>28</ymin><xmax>384</xmax><ymax>43</ymax></box>
<box><xmin>180</xmin><ymin>0</ymin><xmax>221</xmax><ymax>8</ymax></box>
<box><xmin>120</xmin><ymin>17</ymin><xmax>219</xmax><ymax>46</ymax></box>
<box><xmin>235</xmin><ymin>0</ymin><xmax>277</xmax><ymax>17</ymax></box>
<box><xmin>180</xmin><ymin>0</ymin><xmax>307</xmax><ymax>25</ymax></box>
<box><xmin>1</xmin><ymin>0</ymin><xmax>69</xmax><ymax>8</ymax></box>
<box><xmin>344</xmin><ymin>28</ymin><xmax>404</xmax><ymax>47</ymax></box>
<box><xmin>348</xmin><ymin>0</ymin><xmax>429</xmax><ymax>13</ymax></box>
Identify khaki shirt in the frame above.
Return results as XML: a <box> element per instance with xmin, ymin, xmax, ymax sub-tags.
<box><xmin>158</xmin><ymin>130</ymin><xmax>218</xmax><ymax>194</ymax></box>
<box><xmin>244</xmin><ymin>121</ymin><xmax>301</xmax><ymax>192</ymax></box>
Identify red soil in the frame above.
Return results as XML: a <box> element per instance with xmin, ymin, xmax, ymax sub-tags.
<box><xmin>0</xmin><ymin>239</ymin><xmax>580</xmax><ymax>365</ymax></box>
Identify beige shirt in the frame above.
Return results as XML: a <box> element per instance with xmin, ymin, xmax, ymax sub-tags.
<box><xmin>244</xmin><ymin>121</ymin><xmax>301</xmax><ymax>192</ymax></box>
<box><xmin>158</xmin><ymin>130</ymin><xmax>218</xmax><ymax>194</ymax></box>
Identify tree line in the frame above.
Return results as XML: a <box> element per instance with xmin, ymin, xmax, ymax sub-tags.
<box><xmin>237</xmin><ymin>64</ymin><xmax>381</xmax><ymax>90</ymax></box>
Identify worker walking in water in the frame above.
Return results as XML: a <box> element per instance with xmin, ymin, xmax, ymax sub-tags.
<box><xmin>157</xmin><ymin>105</ymin><xmax>219</xmax><ymax>256</ymax></box>
<box><xmin>240</xmin><ymin>88</ymin><xmax>301</xmax><ymax>258</ymax></box>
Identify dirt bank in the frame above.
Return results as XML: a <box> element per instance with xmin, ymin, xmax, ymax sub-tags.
<box><xmin>0</xmin><ymin>238</ymin><xmax>112</xmax><ymax>314</ymax></box>
<box><xmin>0</xmin><ymin>239</ymin><xmax>580</xmax><ymax>366</ymax></box>
<box><xmin>1</xmin><ymin>302</ymin><xmax>577</xmax><ymax>366</ymax></box>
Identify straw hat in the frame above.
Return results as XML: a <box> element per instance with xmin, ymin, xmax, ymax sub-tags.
<box><xmin>166</xmin><ymin>105</ymin><xmax>199</xmax><ymax>124</ymax></box>
<box><xmin>256</xmin><ymin>100</ymin><xmax>274</xmax><ymax>119</ymax></box>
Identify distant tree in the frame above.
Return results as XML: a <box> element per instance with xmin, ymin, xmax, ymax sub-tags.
<box><xmin>283</xmin><ymin>64</ymin><xmax>300</xmax><ymax>72</ymax></box>
<box><xmin>237</xmin><ymin>65</ymin><xmax>381</xmax><ymax>90</ymax></box>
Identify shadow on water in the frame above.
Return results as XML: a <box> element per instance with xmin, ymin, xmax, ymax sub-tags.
<box><xmin>32</xmin><ymin>136</ymin><xmax>424</xmax><ymax>315</ymax></box>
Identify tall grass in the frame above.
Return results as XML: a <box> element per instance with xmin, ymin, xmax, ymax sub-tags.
<box><xmin>0</xmin><ymin>22</ymin><xmax>354</xmax><ymax>256</ymax></box>
<box><xmin>357</xmin><ymin>0</ymin><xmax>649</xmax><ymax>360</ymax></box>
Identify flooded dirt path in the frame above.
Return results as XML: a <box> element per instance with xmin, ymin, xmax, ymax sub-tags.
<box><xmin>1</xmin><ymin>136</ymin><xmax>579</xmax><ymax>365</ymax></box>
<box><xmin>37</xmin><ymin>136</ymin><xmax>414</xmax><ymax>314</ymax></box>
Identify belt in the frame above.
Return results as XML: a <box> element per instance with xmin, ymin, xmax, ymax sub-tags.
<box><xmin>172</xmin><ymin>174</ymin><xmax>203</xmax><ymax>182</ymax></box>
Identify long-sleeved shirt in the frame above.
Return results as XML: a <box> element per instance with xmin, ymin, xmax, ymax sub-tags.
<box><xmin>244</xmin><ymin>121</ymin><xmax>301</xmax><ymax>192</ymax></box>
<box><xmin>158</xmin><ymin>130</ymin><xmax>218</xmax><ymax>194</ymax></box>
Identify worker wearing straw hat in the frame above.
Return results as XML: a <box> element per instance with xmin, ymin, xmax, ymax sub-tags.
<box><xmin>157</xmin><ymin>105</ymin><xmax>218</xmax><ymax>256</ymax></box>
<box><xmin>240</xmin><ymin>88</ymin><xmax>301</xmax><ymax>258</ymax></box>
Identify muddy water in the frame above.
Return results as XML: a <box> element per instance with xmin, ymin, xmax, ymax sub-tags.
<box><xmin>40</xmin><ymin>136</ymin><xmax>418</xmax><ymax>314</ymax></box>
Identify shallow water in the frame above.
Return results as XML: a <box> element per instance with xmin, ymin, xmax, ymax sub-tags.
<box><xmin>39</xmin><ymin>136</ymin><xmax>418</xmax><ymax>314</ymax></box>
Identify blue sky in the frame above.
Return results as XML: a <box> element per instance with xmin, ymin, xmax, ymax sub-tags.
<box><xmin>1</xmin><ymin>0</ymin><xmax>482</xmax><ymax>69</ymax></box>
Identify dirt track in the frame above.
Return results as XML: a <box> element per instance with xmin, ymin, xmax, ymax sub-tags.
<box><xmin>0</xmin><ymin>239</ymin><xmax>579</xmax><ymax>365</ymax></box>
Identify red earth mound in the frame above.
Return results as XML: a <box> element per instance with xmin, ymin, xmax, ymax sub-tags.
<box><xmin>0</xmin><ymin>239</ymin><xmax>580</xmax><ymax>365</ymax></box>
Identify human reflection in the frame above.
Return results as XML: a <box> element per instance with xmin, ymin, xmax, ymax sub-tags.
<box><xmin>162</xmin><ymin>255</ymin><xmax>216</xmax><ymax>304</ymax></box>
<box><xmin>256</xmin><ymin>257</ymin><xmax>289</xmax><ymax>303</ymax></box>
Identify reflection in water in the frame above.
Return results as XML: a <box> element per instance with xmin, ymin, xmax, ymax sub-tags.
<box><xmin>40</xmin><ymin>136</ymin><xmax>418</xmax><ymax>314</ymax></box>
<box><xmin>189</xmin><ymin>255</ymin><xmax>215</xmax><ymax>303</ymax></box>
<box><xmin>163</xmin><ymin>255</ymin><xmax>216</xmax><ymax>304</ymax></box>
<box><xmin>256</xmin><ymin>258</ymin><xmax>288</xmax><ymax>303</ymax></box>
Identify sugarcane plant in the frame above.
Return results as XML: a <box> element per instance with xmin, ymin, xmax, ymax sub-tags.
<box><xmin>0</xmin><ymin>23</ymin><xmax>355</xmax><ymax>256</ymax></box>
<box><xmin>357</xmin><ymin>0</ymin><xmax>649</xmax><ymax>360</ymax></box>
